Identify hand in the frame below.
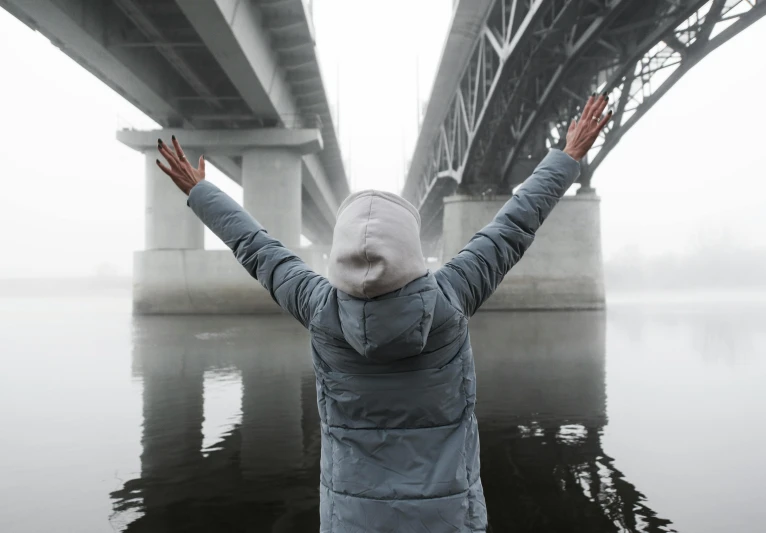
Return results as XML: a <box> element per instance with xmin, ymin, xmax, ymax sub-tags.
<box><xmin>563</xmin><ymin>93</ymin><xmax>613</xmax><ymax>162</ymax></box>
<box><xmin>156</xmin><ymin>136</ymin><xmax>205</xmax><ymax>195</ymax></box>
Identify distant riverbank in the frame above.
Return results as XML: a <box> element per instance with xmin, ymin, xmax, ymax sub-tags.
<box><xmin>604</xmin><ymin>244</ymin><xmax>766</xmax><ymax>293</ymax></box>
<box><xmin>606</xmin><ymin>288</ymin><xmax>766</xmax><ymax>306</ymax></box>
<box><xmin>2</xmin><ymin>273</ymin><xmax>766</xmax><ymax>303</ymax></box>
<box><xmin>0</xmin><ymin>276</ymin><xmax>132</xmax><ymax>297</ymax></box>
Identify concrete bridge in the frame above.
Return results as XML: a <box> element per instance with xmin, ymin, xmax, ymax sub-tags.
<box><xmin>3</xmin><ymin>0</ymin><xmax>764</xmax><ymax>314</ymax></box>
<box><xmin>1</xmin><ymin>0</ymin><xmax>346</xmax><ymax>313</ymax></box>
<box><xmin>404</xmin><ymin>0</ymin><xmax>766</xmax><ymax>310</ymax></box>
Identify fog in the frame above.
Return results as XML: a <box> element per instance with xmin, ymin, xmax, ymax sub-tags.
<box><xmin>2</xmin><ymin>4</ymin><xmax>766</xmax><ymax>532</ymax></box>
<box><xmin>0</xmin><ymin>1</ymin><xmax>764</xmax><ymax>286</ymax></box>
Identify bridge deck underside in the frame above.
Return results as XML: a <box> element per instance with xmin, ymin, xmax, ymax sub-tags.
<box><xmin>406</xmin><ymin>0</ymin><xmax>766</xmax><ymax>249</ymax></box>
<box><xmin>1</xmin><ymin>0</ymin><xmax>347</xmax><ymax>244</ymax></box>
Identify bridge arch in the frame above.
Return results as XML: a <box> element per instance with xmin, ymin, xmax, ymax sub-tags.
<box><xmin>403</xmin><ymin>0</ymin><xmax>766</xmax><ymax>244</ymax></box>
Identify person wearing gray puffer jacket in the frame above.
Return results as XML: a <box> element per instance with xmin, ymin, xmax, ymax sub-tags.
<box><xmin>156</xmin><ymin>94</ymin><xmax>612</xmax><ymax>532</ymax></box>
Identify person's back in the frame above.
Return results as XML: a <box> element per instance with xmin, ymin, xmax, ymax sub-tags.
<box><xmin>156</xmin><ymin>94</ymin><xmax>611</xmax><ymax>532</ymax></box>
<box><xmin>309</xmin><ymin>270</ymin><xmax>481</xmax><ymax>531</ymax></box>
<box><xmin>309</xmin><ymin>189</ymin><xmax>483</xmax><ymax>530</ymax></box>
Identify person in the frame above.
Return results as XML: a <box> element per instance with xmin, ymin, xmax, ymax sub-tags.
<box><xmin>156</xmin><ymin>94</ymin><xmax>612</xmax><ymax>532</ymax></box>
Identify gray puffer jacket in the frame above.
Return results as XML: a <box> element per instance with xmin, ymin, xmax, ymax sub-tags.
<box><xmin>187</xmin><ymin>149</ymin><xmax>580</xmax><ymax>532</ymax></box>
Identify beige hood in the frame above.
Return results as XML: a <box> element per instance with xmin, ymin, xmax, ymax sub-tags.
<box><xmin>327</xmin><ymin>190</ymin><xmax>427</xmax><ymax>299</ymax></box>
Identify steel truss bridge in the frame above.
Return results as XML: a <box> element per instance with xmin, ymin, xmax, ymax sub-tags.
<box><xmin>403</xmin><ymin>0</ymin><xmax>766</xmax><ymax>252</ymax></box>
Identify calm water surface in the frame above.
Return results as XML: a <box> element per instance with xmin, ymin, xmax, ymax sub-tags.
<box><xmin>1</xmin><ymin>290</ymin><xmax>765</xmax><ymax>532</ymax></box>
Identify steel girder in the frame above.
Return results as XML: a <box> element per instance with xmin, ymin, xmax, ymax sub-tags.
<box><xmin>411</xmin><ymin>0</ymin><xmax>766</xmax><ymax>245</ymax></box>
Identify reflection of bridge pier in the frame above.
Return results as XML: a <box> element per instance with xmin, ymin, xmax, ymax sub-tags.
<box><xmin>114</xmin><ymin>315</ymin><xmax>320</xmax><ymax>531</ymax></box>
<box><xmin>126</xmin><ymin>316</ymin><xmax>210</xmax><ymax>526</ymax></box>
<box><xmin>239</xmin><ymin>317</ymin><xmax>308</xmax><ymax>481</ymax></box>
<box><xmin>470</xmin><ymin>311</ymin><xmax>675</xmax><ymax>532</ymax></box>
<box><xmin>116</xmin><ymin>311</ymin><xmax>676</xmax><ymax>531</ymax></box>
<box><xmin>140</xmin><ymin>357</ymin><xmax>205</xmax><ymax>480</ymax></box>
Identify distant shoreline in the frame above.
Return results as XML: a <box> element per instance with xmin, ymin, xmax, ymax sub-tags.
<box><xmin>606</xmin><ymin>287</ymin><xmax>766</xmax><ymax>305</ymax></box>
<box><xmin>1</xmin><ymin>276</ymin><xmax>766</xmax><ymax>303</ymax></box>
<box><xmin>0</xmin><ymin>277</ymin><xmax>132</xmax><ymax>297</ymax></box>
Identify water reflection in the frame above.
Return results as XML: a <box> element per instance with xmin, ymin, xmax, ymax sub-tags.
<box><xmin>607</xmin><ymin>301</ymin><xmax>766</xmax><ymax>366</ymax></box>
<box><xmin>111</xmin><ymin>311</ymin><xmax>671</xmax><ymax>532</ymax></box>
<box><xmin>112</xmin><ymin>315</ymin><xmax>321</xmax><ymax>532</ymax></box>
<box><xmin>471</xmin><ymin>312</ymin><xmax>673</xmax><ymax>532</ymax></box>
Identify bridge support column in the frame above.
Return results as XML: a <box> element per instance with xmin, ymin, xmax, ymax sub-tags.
<box><xmin>144</xmin><ymin>149</ymin><xmax>204</xmax><ymax>250</ymax></box>
<box><xmin>119</xmin><ymin>127</ymin><xmax>327</xmax><ymax>314</ymax></box>
<box><xmin>442</xmin><ymin>191</ymin><xmax>604</xmax><ymax>310</ymax></box>
<box><xmin>242</xmin><ymin>148</ymin><xmax>302</xmax><ymax>250</ymax></box>
<box><xmin>301</xmin><ymin>245</ymin><xmax>330</xmax><ymax>277</ymax></box>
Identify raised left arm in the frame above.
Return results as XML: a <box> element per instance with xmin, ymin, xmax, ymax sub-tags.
<box><xmin>157</xmin><ymin>136</ymin><xmax>330</xmax><ymax>327</ymax></box>
<box><xmin>187</xmin><ymin>181</ymin><xmax>330</xmax><ymax>327</ymax></box>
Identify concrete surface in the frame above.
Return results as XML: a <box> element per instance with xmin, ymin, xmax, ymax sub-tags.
<box><xmin>442</xmin><ymin>192</ymin><xmax>605</xmax><ymax>310</ymax></box>
<box><xmin>133</xmin><ymin>248</ymin><xmax>328</xmax><ymax>315</ymax></box>
<box><xmin>144</xmin><ymin>150</ymin><xmax>204</xmax><ymax>250</ymax></box>
<box><xmin>119</xmin><ymin>127</ymin><xmax>335</xmax><ymax>245</ymax></box>
<box><xmin>175</xmin><ymin>0</ymin><xmax>349</xmax><ymax>223</ymax></box>
<box><xmin>118</xmin><ymin>128</ymin><xmax>323</xmax><ymax>157</ymax></box>
<box><xmin>243</xmin><ymin>148</ymin><xmax>303</xmax><ymax>250</ymax></box>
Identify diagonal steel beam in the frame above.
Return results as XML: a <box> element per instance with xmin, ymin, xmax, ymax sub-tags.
<box><xmin>599</xmin><ymin>0</ymin><xmax>710</xmax><ymax>100</ymax></box>
<box><xmin>663</xmin><ymin>32</ymin><xmax>688</xmax><ymax>54</ymax></box>
<box><xmin>694</xmin><ymin>0</ymin><xmax>728</xmax><ymax>46</ymax></box>
<box><xmin>499</xmin><ymin>0</ymin><xmax>633</xmax><ymax>185</ymax></box>
<box><xmin>589</xmin><ymin>1</ymin><xmax>766</xmax><ymax>175</ymax></box>
<box><xmin>402</xmin><ymin>0</ymin><xmax>497</xmax><ymax>203</ymax></box>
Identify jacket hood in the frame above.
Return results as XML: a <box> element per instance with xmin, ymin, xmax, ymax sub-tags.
<box><xmin>328</xmin><ymin>190</ymin><xmax>427</xmax><ymax>300</ymax></box>
<box><xmin>336</xmin><ymin>273</ymin><xmax>438</xmax><ymax>363</ymax></box>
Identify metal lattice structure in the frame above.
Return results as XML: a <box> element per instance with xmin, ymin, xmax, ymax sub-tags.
<box><xmin>404</xmin><ymin>0</ymin><xmax>766</xmax><ymax>246</ymax></box>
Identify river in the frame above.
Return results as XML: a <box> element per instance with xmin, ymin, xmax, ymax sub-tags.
<box><xmin>1</xmin><ymin>288</ymin><xmax>764</xmax><ymax>532</ymax></box>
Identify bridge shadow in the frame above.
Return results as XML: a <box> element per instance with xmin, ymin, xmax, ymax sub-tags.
<box><xmin>110</xmin><ymin>311</ymin><xmax>673</xmax><ymax>532</ymax></box>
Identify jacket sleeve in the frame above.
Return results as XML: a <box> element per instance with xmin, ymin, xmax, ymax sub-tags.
<box><xmin>186</xmin><ymin>180</ymin><xmax>330</xmax><ymax>327</ymax></box>
<box><xmin>435</xmin><ymin>149</ymin><xmax>580</xmax><ymax>316</ymax></box>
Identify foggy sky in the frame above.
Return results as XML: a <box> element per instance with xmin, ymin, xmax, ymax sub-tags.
<box><xmin>0</xmin><ymin>1</ymin><xmax>764</xmax><ymax>278</ymax></box>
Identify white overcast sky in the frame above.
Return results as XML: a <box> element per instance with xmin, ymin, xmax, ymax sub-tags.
<box><xmin>0</xmin><ymin>1</ymin><xmax>764</xmax><ymax>278</ymax></box>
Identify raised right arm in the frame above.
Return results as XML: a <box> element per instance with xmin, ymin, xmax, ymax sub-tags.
<box><xmin>435</xmin><ymin>149</ymin><xmax>580</xmax><ymax>316</ymax></box>
<box><xmin>155</xmin><ymin>136</ymin><xmax>330</xmax><ymax>328</ymax></box>
<box><xmin>435</xmin><ymin>93</ymin><xmax>611</xmax><ymax>316</ymax></box>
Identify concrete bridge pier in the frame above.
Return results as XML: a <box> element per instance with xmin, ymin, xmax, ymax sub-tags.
<box><xmin>441</xmin><ymin>188</ymin><xmax>605</xmax><ymax>310</ymax></box>
<box><xmin>119</xmin><ymin>128</ymin><xmax>326</xmax><ymax>314</ymax></box>
<box><xmin>299</xmin><ymin>245</ymin><xmax>330</xmax><ymax>278</ymax></box>
<box><xmin>243</xmin><ymin>148</ymin><xmax>302</xmax><ymax>250</ymax></box>
<box><xmin>144</xmin><ymin>147</ymin><xmax>204</xmax><ymax>250</ymax></box>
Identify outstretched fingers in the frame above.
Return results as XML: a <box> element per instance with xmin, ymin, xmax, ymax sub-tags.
<box><xmin>171</xmin><ymin>135</ymin><xmax>190</xmax><ymax>167</ymax></box>
<box><xmin>158</xmin><ymin>141</ymin><xmax>180</xmax><ymax>169</ymax></box>
<box><xmin>598</xmin><ymin>109</ymin><xmax>613</xmax><ymax>131</ymax></box>
<box><xmin>156</xmin><ymin>158</ymin><xmax>176</xmax><ymax>178</ymax></box>
<box><xmin>593</xmin><ymin>93</ymin><xmax>609</xmax><ymax>120</ymax></box>
<box><xmin>580</xmin><ymin>94</ymin><xmax>596</xmax><ymax>124</ymax></box>
<box><xmin>579</xmin><ymin>93</ymin><xmax>607</xmax><ymax>133</ymax></box>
